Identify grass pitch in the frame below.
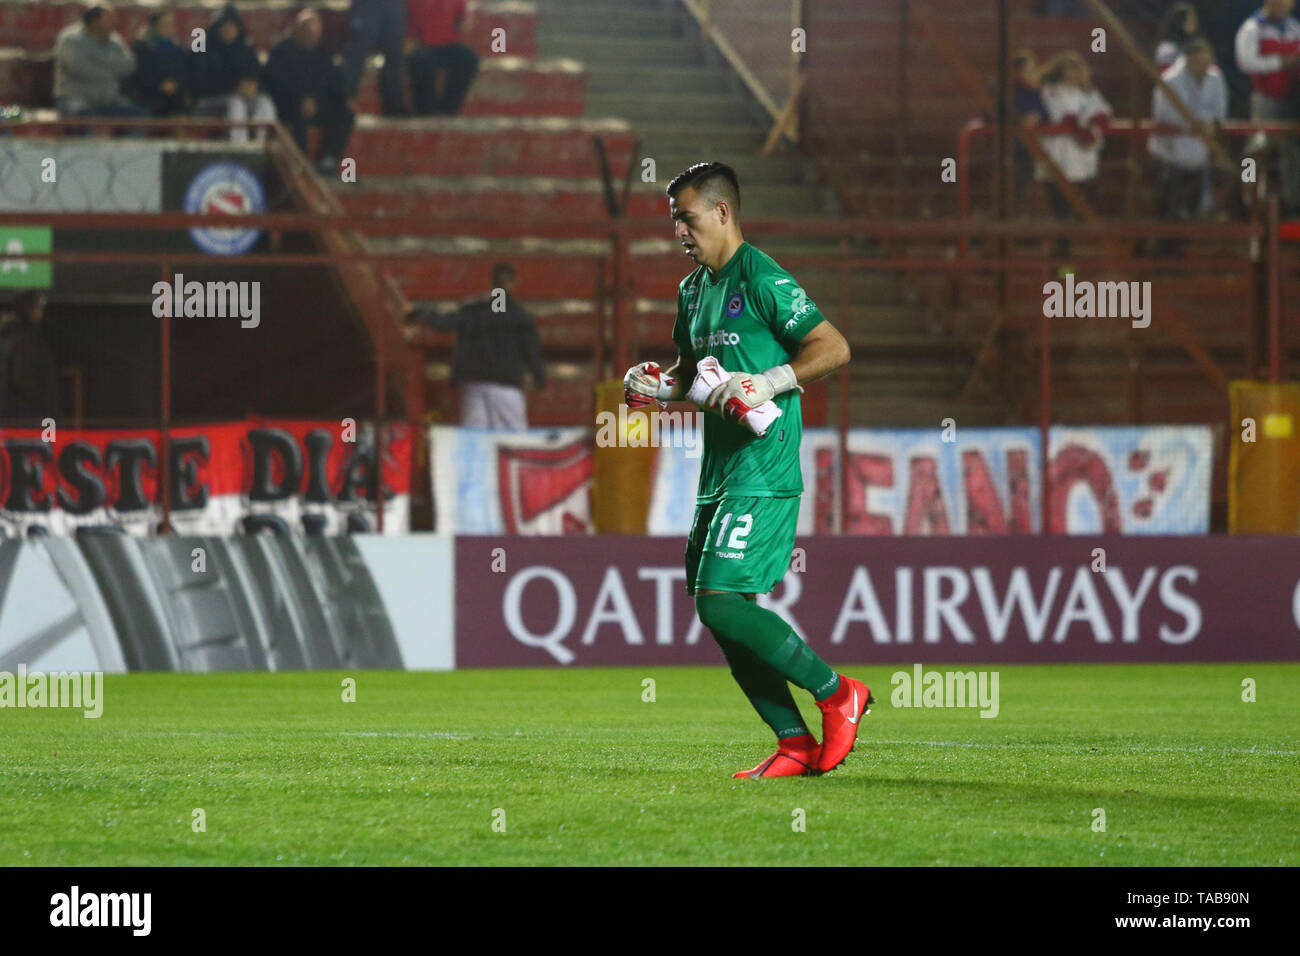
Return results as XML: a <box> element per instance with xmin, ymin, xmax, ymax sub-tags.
<box><xmin>2</xmin><ymin>663</ymin><xmax>1296</xmax><ymax>866</ymax></box>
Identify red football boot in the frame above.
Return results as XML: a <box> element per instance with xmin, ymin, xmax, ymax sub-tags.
<box><xmin>733</xmin><ymin>733</ymin><xmax>821</xmax><ymax>778</ymax></box>
<box><xmin>815</xmin><ymin>676</ymin><xmax>874</xmax><ymax>773</ymax></box>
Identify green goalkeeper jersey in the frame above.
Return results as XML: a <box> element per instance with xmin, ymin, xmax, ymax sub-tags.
<box><xmin>671</xmin><ymin>240</ymin><xmax>826</xmax><ymax>504</ymax></box>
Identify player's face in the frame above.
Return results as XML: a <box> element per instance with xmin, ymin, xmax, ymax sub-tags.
<box><xmin>669</xmin><ymin>187</ymin><xmax>724</xmax><ymax>268</ymax></box>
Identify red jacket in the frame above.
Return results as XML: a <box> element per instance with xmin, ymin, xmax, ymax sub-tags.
<box><xmin>407</xmin><ymin>0</ymin><xmax>468</xmax><ymax>47</ymax></box>
<box><xmin>1235</xmin><ymin>12</ymin><xmax>1300</xmax><ymax>100</ymax></box>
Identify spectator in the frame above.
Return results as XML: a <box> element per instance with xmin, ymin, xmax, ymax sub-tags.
<box><xmin>404</xmin><ymin>263</ymin><xmax>547</xmax><ymax>429</ymax></box>
<box><xmin>1157</xmin><ymin>4</ymin><xmax>1202</xmax><ymax>72</ymax></box>
<box><xmin>1147</xmin><ymin>38</ymin><xmax>1229</xmax><ymax>257</ymax></box>
<box><xmin>229</xmin><ymin>70</ymin><xmax>277</xmax><ymax>146</ymax></box>
<box><xmin>125</xmin><ymin>10</ymin><xmax>192</xmax><ymax>117</ymax></box>
<box><xmin>1235</xmin><ymin>0</ymin><xmax>1300</xmax><ymax>214</ymax></box>
<box><xmin>263</xmin><ymin>11</ymin><xmax>355</xmax><ymax>173</ymax></box>
<box><xmin>341</xmin><ymin>0</ymin><xmax>410</xmax><ymax>116</ymax></box>
<box><xmin>406</xmin><ymin>0</ymin><xmax>478</xmax><ymax>116</ymax></box>
<box><xmin>1012</xmin><ymin>48</ymin><xmax>1048</xmax><ymax>217</ymax></box>
<box><xmin>53</xmin><ymin>3</ymin><xmax>146</xmax><ymax>119</ymax></box>
<box><xmin>1036</xmin><ymin>51</ymin><xmax>1113</xmax><ymax>258</ymax></box>
<box><xmin>193</xmin><ymin>3</ymin><xmax>277</xmax><ymax>143</ymax></box>
<box><xmin>0</xmin><ymin>291</ymin><xmax>60</xmax><ymax>425</ymax></box>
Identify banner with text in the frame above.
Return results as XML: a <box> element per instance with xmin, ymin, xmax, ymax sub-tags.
<box><xmin>433</xmin><ymin>425</ymin><xmax>1211</xmax><ymax>535</ymax></box>
<box><xmin>454</xmin><ymin>535</ymin><xmax>1299</xmax><ymax>667</ymax></box>
<box><xmin>0</xmin><ymin>418</ymin><xmax>411</xmax><ymax>536</ymax></box>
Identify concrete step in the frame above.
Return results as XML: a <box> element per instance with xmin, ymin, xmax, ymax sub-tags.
<box><xmin>356</xmin><ymin>55</ymin><xmax>584</xmax><ymax>117</ymax></box>
<box><xmin>584</xmin><ymin>91</ymin><xmax>763</xmax><ymax>127</ymax></box>
<box><xmin>535</xmin><ymin>6</ymin><xmax>675</xmax><ymax>36</ymax></box>
<box><xmin>345</xmin><ymin>114</ymin><xmax>635</xmax><ymax>177</ymax></box>
<box><xmin>642</xmin><ymin>151</ymin><xmax>815</xmax><ymax>188</ymax></box>
<box><xmin>632</xmin><ymin>119</ymin><xmax>767</xmax><ymax>156</ymax></box>
<box><xmin>374</xmin><ymin>237</ymin><xmax>905</xmax><ymax>302</ymax></box>
<box><xmin>539</xmin><ymin>33</ymin><xmax>703</xmax><ymax>66</ymax></box>
<box><xmin>583</xmin><ymin>64</ymin><xmax>721</xmax><ymax>96</ymax></box>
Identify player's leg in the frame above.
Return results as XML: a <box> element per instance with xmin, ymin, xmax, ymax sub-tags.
<box><xmin>688</xmin><ymin>503</ymin><xmax>815</xmax><ymax>775</ymax></box>
<box><xmin>693</xmin><ymin>497</ymin><xmax>873</xmax><ymax>774</ymax></box>
<box><xmin>692</xmin><ymin>497</ymin><xmax>839</xmax><ymax>701</ymax></box>
<box><xmin>715</xmin><ymin>599</ymin><xmax>822</xmax><ymax>778</ymax></box>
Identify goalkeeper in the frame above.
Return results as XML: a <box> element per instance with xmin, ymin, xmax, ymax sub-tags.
<box><xmin>624</xmin><ymin>162</ymin><xmax>872</xmax><ymax>778</ymax></box>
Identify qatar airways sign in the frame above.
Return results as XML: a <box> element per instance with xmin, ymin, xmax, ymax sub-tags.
<box><xmin>454</xmin><ymin>537</ymin><xmax>1300</xmax><ymax>666</ymax></box>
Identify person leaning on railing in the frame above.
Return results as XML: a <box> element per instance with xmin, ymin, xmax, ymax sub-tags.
<box><xmin>1145</xmin><ymin>38</ymin><xmax>1228</xmax><ymax>258</ymax></box>
<box><xmin>402</xmin><ymin>263</ymin><xmax>547</xmax><ymax>430</ymax></box>
<box><xmin>1035</xmin><ymin>50</ymin><xmax>1113</xmax><ymax>259</ymax></box>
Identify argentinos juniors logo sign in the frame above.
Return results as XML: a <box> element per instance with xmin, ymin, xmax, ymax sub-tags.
<box><xmin>184</xmin><ymin>162</ymin><xmax>265</xmax><ymax>255</ymax></box>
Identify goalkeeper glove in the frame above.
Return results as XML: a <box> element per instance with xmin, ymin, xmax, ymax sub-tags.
<box><xmin>705</xmin><ymin>364</ymin><xmax>800</xmax><ymax>422</ymax></box>
<box><xmin>624</xmin><ymin>361</ymin><xmax>676</xmax><ymax>408</ymax></box>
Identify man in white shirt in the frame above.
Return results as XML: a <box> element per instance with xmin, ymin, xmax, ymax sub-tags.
<box><xmin>1148</xmin><ymin>39</ymin><xmax>1228</xmax><ymax>256</ymax></box>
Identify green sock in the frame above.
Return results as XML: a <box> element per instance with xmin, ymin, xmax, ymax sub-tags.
<box><xmin>696</xmin><ymin>592</ymin><xmax>840</xmax><ymax>701</ymax></box>
<box><xmin>710</xmin><ymin>630</ymin><xmax>810</xmax><ymax>739</ymax></box>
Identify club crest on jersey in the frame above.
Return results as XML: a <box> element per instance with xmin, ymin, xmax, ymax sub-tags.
<box><xmin>725</xmin><ymin>292</ymin><xmax>745</xmax><ymax>317</ymax></box>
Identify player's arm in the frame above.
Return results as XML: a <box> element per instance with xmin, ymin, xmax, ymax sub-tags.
<box><xmin>660</xmin><ymin>355</ymin><xmax>696</xmax><ymax>402</ymax></box>
<box><xmin>705</xmin><ymin>277</ymin><xmax>850</xmax><ymax>412</ymax></box>
<box><xmin>787</xmin><ymin>318</ymin><xmax>851</xmax><ymax>385</ymax></box>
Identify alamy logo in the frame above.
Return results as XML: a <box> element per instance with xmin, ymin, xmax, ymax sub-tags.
<box><xmin>890</xmin><ymin>664</ymin><xmax>1000</xmax><ymax>718</ymax></box>
<box><xmin>1042</xmin><ymin>274</ymin><xmax>1151</xmax><ymax>328</ymax></box>
<box><xmin>594</xmin><ymin>406</ymin><xmax>703</xmax><ymax>458</ymax></box>
<box><xmin>151</xmin><ymin>273</ymin><xmax>261</xmax><ymax>328</ymax></box>
<box><xmin>0</xmin><ymin>665</ymin><xmax>102</xmax><ymax>718</ymax></box>
<box><xmin>692</xmin><ymin>329</ymin><xmax>740</xmax><ymax>350</ymax></box>
<box><xmin>50</xmin><ymin>886</ymin><xmax>151</xmax><ymax>936</ymax></box>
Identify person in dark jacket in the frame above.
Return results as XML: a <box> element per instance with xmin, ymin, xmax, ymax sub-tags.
<box><xmin>0</xmin><ymin>291</ymin><xmax>61</xmax><ymax>425</ymax></box>
<box><xmin>263</xmin><ymin>10</ymin><xmax>355</xmax><ymax>171</ymax></box>
<box><xmin>125</xmin><ymin>9</ymin><xmax>192</xmax><ymax>117</ymax></box>
<box><xmin>341</xmin><ymin>0</ymin><xmax>409</xmax><ymax>116</ymax></box>
<box><xmin>193</xmin><ymin>2</ymin><xmax>276</xmax><ymax>141</ymax></box>
<box><xmin>193</xmin><ymin>3</ymin><xmax>259</xmax><ymax>100</ymax></box>
<box><xmin>404</xmin><ymin>263</ymin><xmax>547</xmax><ymax>428</ymax></box>
<box><xmin>1011</xmin><ymin>48</ymin><xmax>1048</xmax><ymax>218</ymax></box>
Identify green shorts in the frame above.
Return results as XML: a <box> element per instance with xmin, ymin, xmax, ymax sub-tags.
<box><xmin>685</xmin><ymin>496</ymin><xmax>800</xmax><ymax>596</ymax></box>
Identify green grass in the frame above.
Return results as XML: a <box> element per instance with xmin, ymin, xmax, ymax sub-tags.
<box><xmin>1</xmin><ymin>663</ymin><xmax>1297</xmax><ymax>865</ymax></box>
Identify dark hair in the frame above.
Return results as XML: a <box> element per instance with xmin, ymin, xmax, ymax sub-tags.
<box><xmin>147</xmin><ymin>9</ymin><xmax>170</xmax><ymax>28</ymax></box>
<box><xmin>1183</xmin><ymin>37</ymin><xmax>1212</xmax><ymax>57</ymax></box>
<box><xmin>1157</xmin><ymin>3</ymin><xmax>1198</xmax><ymax>43</ymax></box>
<box><xmin>13</xmin><ymin>289</ymin><xmax>46</xmax><ymax>318</ymax></box>
<box><xmin>666</xmin><ymin>162</ymin><xmax>741</xmax><ymax>217</ymax></box>
<box><xmin>491</xmin><ymin>262</ymin><xmax>517</xmax><ymax>288</ymax></box>
<box><xmin>82</xmin><ymin>4</ymin><xmax>110</xmax><ymax>26</ymax></box>
<box><xmin>1012</xmin><ymin>48</ymin><xmax>1037</xmax><ymax>72</ymax></box>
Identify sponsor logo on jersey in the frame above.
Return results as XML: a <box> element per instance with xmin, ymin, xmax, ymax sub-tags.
<box><xmin>725</xmin><ymin>292</ymin><xmax>746</xmax><ymax>317</ymax></box>
<box><xmin>692</xmin><ymin>329</ymin><xmax>741</xmax><ymax>350</ymax></box>
<box><xmin>713</xmin><ymin>551</ymin><xmax>745</xmax><ymax>559</ymax></box>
